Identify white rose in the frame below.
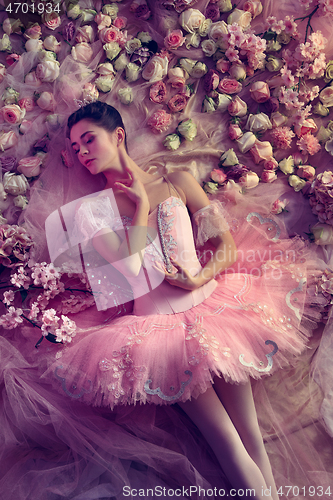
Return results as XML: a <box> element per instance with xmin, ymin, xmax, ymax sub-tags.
<box><xmin>199</xmin><ymin>18</ymin><xmax>212</xmax><ymax>37</ymax></box>
<box><xmin>76</xmin><ymin>25</ymin><xmax>95</xmax><ymax>44</ymax></box>
<box><xmin>36</xmin><ymin>91</ymin><xmax>56</xmax><ymax>111</ymax></box>
<box><xmin>125</xmin><ymin>38</ymin><xmax>142</xmax><ymax>54</ymax></box>
<box><xmin>67</xmin><ymin>4</ymin><xmax>81</xmax><ymax>19</ymax></box>
<box><xmin>201</xmin><ymin>39</ymin><xmax>217</xmax><ymax>57</ymax></box>
<box><xmin>185</xmin><ymin>33</ymin><xmax>201</xmax><ymax>49</ymax></box>
<box><xmin>0</xmin><ymin>34</ymin><xmax>12</xmax><ymax>52</ymax></box>
<box><xmin>217</xmin><ymin>0</ymin><xmax>233</xmax><ymax>12</ymax></box>
<box><xmin>202</xmin><ymin>96</ymin><xmax>216</xmax><ymax>113</ymax></box>
<box><xmin>114</xmin><ymin>53</ymin><xmax>130</xmax><ymax>72</ymax></box>
<box><xmin>137</xmin><ymin>32</ymin><xmax>152</xmax><ymax>44</ymax></box>
<box><xmin>163</xmin><ymin>133</ymin><xmax>181</xmax><ymax>151</ymax></box>
<box><xmin>220</xmin><ymin>148</ymin><xmax>239</xmax><ymax>166</ymax></box>
<box><xmin>13</xmin><ymin>195</ymin><xmax>28</xmax><ymax>209</ymax></box>
<box><xmin>97</xmin><ymin>62</ymin><xmax>115</xmax><ymax>75</ymax></box>
<box><xmin>209</xmin><ymin>21</ymin><xmax>228</xmax><ymax>42</ymax></box>
<box><xmin>215</xmin><ymin>93</ymin><xmax>232</xmax><ymax>111</ymax></box>
<box><xmin>177</xmin><ymin>119</ymin><xmax>197</xmax><ymax>141</ymax></box>
<box><xmin>288</xmin><ymin>174</ymin><xmax>306</xmax><ymax>192</ymax></box>
<box><xmin>0</xmin><ymin>64</ymin><xmax>6</xmax><ymax>83</ymax></box>
<box><xmin>72</xmin><ymin>42</ymin><xmax>93</xmax><ymax>63</ymax></box>
<box><xmin>246</xmin><ymin>113</ymin><xmax>272</xmax><ymax>133</ymax></box>
<box><xmin>227</xmin><ymin>9</ymin><xmax>252</xmax><ymax>29</ymax></box>
<box><xmin>180</xmin><ymin>9</ymin><xmax>205</xmax><ymax>34</ymax></box>
<box><xmin>36</xmin><ymin>60</ymin><xmax>60</xmax><ymax>83</ymax></box>
<box><xmin>43</xmin><ymin>35</ymin><xmax>61</xmax><ymax>53</ymax></box>
<box><xmin>118</xmin><ymin>87</ymin><xmax>133</xmax><ymax>105</ymax></box>
<box><xmin>229</xmin><ymin>63</ymin><xmax>247</xmax><ymax>81</ymax></box>
<box><xmin>95</xmin><ymin>75</ymin><xmax>115</xmax><ymax>93</ymax></box>
<box><xmin>179</xmin><ymin>58</ymin><xmax>197</xmax><ymax>74</ymax></box>
<box><xmin>142</xmin><ymin>55</ymin><xmax>168</xmax><ymax>83</ymax></box>
<box><xmin>38</xmin><ymin>49</ymin><xmax>57</xmax><ymax>62</ymax></box>
<box><xmin>3</xmin><ymin>172</ymin><xmax>29</xmax><ymax>195</ymax></box>
<box><xmin>24</xmin><ymin>71</ymin><xmax>42</xmax><ymax>87</ymax></box>
<box><xmin>279</xmin><ymin>156</ymin><xmax>294</xmax><ymax>175</ymax></box>
<box><xmin>190</xmin><ymin>61</ymin><xmax>208</xmax><ymax>78</ymax></box>
<box><xmin>80</xmin><ymin>9</ymin><xmax>97</xmax><ymax>23</ymax></box>
<box><xmin>25</xmin><ymin>38</ymin><xmax>43</xmax><ymax>52</ymax></box>
<box><xmin>3</xmin><ymin>18</ymin><xmax>23</xmax><ymax>35</ymax></box>
<box><xmin>102</xmin><ymin>3</ymin><xmax>119</xmax><ymax>19</ymax></box>
<box><xmin>103</xmin><ymin>42</ymin><xmax>121</xmax><ymax>60</ymax></box>
<box><xmin>125</xmin><ymin>63</ymin><xmax>141</xmax><ymax>82</ymax></box>
<box><xmin>270</xmin><ymin>111</ymin><xmax>288</xmax><ymax>128</ymax></box>
<box><xmin>236</xmin><ymin>131</ymin><xmax>256</xmax><ymax>153</ymax></box>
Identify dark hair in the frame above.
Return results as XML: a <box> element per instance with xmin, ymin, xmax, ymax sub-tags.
<box><xmin>67</xmin><ymin>101</ymin><xmax>128</xmax><ymax>151</ymax></box>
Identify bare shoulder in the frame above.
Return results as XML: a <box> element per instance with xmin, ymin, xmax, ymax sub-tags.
<box><xmin>167</xmin><ymin>170</ymin><xmax>210</xmax><ymax>214</ymax></box>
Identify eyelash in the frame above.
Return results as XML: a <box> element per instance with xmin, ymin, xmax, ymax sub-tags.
<box><xmin>73</xmin><ymin>138</ymin><xmax>93</xmax><ymax>155</ymax></box>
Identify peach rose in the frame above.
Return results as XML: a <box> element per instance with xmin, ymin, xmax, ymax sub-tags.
<box><xmin>261</xmin><ymin>170</ymin><xmax>277</xmax><ymax>183</ymax></box>
<box><xmin>36</xmin><ymin>92</ymin><xmax>56</xmax><ymax>112</ymax></box>
<box><xmin>167</xmin><ymin>67</ymin><xmax>186</xmax><ymax>88</ymax></box>
<box><xmin>72</xmin><ymin>42</ymin><xmax>93</xmax><ymax>63</ymax></box>
<box><xmin>17</xmin><ymin>156</ymin><xmax>42</xmax><ymax>177</ymax></box>
<box><xmin>319</xmin><ymin>86</ymin><xmax>333</xmax><ymax>107</ymax></box>
<box><xmin>228</xmin><ymin>96</ymin><xmax>248</xmax><ymax>117</ymax></box>
<box><xmin>216</xmin><ymin>58</ymin><xmax>231</xmax><ymax>73</ymax></box>
<box><xmin>180</xmin><ymin>9</ymin><xmax>205</xmax><ymax>33</ymax></box>
<box><xmin>229</xmin><ymin>63</ymin><xmax>247</xmax><ymax>81</ymax></box>
<box><xmin>0</xmin><ymin>130</ymin><xmax>18</xmax><ymax>151</ymax></box>
<box><xmin>76</xmin><ymin>26</ymin><xmax>94</xmax><ymax>44</ymax></box>
<box><xmin>24</xmin><ymin>24</ymin><xmax>42</xmax><ymax>39</ymax></box>
<box><xmin>270</xmin><ymin>111</ymin><xmax>287</xmax><ymax>128</ymax></box>
<box><xmin>250</xmin><ymin>81</ymin><xmax>270</xmax><ymax>103</ymax></box>
<box><xmin>218</xmin><ymin>78</ymin><xmax>242</xmax><ymax>94</ymax></box>
<box><xmin>263</xmin><ymin>157</ymin><xmax>278</xmax><ymax>171</ymax></box>
<box><xmin>0</xmin><ymin>104</ymin><xmax>25</xmax><ymax>125</ymax></box>
<box><xmin>229</xmin><ymin>123</ymin><xmax>243</xmax><ymax>140</ymax></box>
<box><xmin>3</xmin><ymin>172</ymin><xmax>29</xmax><ymax>195</ymax></box>
<box><xmin>211</xmin><ymin>169</ymin><xmax>227</xmax><ymax>184</ymax></box>
<box><xmin>297</xmin><ymin>165</ymin><xmax>316</xmax><ymax>181</ymax></box>
<box><xmin>243</xmin><ymin>0</ymin><xmax>263</xmax><ymax>18</ymax></box>
<box><xmin>294</xmin><ymin>118</ymin><xmax>317</xmax><ymax>138</ymax></box>
<box><xmin>164</xmin><ymin>30</ymin><xmax>185</xmax><ymax>50</ymax></box>
<box><xmin>250</xmin><ymin>140</ymin><xmax>273</xmax><ymax>164</ymax></box>
<box><xmin>25</xmin><ymin>71</ymin><xmax>42</xmax><ymax>87</ymax></box>
<box><xmin>209</xmin><ymin>21</ymin><xmax>229</xmax><ymax>42</ymax></box>
<box><xmin>239</xmin><ymin>171</ymin><xmax>259</xmax><ymax>189</ymax></box>
<box><xmin>99</xmin><ymin>27</ymin><xmax>120</xmax><ymax>44</ymax></box>
<box><xmin>142</xmin><ymin>55</ymin><xmax>168</xmax><ymax>83</ymax></box>
<box><xmin>271</xmin><ymin>199</ymin><xmax>288</xmax><ymax>214</ymax></box>
<box><xmin>227</xmin><ymin>9</ymin><xmax>252</xmax><ymax>29</ymax></box>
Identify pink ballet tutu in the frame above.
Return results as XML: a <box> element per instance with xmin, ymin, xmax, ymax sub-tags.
<box><xmin>36</xmin><ymin>195</ymin><xmax>322</xmax><ymax>408</ymax></box>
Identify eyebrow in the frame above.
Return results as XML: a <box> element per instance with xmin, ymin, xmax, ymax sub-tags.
<box><xmin>71</xmin><ymin>131</ymin><xmax>93</xmax><ymax>147</ymax></box>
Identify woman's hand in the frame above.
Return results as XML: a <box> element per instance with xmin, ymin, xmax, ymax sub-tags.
<box><xmin>164</xmin><ymin>260</ymin><xmax>203</xmax><ymax>291</ymax></box>
<box><xmin>114</xmin><ymin>158</ymin><xmax>149</xmax><ymax>211</ymax></box>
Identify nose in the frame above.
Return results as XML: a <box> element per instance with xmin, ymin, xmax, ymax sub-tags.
<box><xmin>79</xmin><ymin>144</ymin><xmax>89</xmax><ymax>156</ymax></box>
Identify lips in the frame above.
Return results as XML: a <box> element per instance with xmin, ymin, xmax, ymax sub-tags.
<box><xmin>85</xmin><ymin>158</ymin><xmax>94</xmax><ymax>167</ymax></box>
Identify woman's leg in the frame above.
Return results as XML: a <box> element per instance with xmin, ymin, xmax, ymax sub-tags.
<box><xmin>179</xmin><ymin>387</ymin><xmax>274</xmax><ymax>500</ymax></box>
<box><xmin>213</xmin><ymin>378</ymin><xmax>279</xmax><ymax>500</ymax></box>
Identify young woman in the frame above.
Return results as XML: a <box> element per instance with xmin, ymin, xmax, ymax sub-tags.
<box><xmin>40</xmin><ymin>100</ymin><xmax>319</xmax><ymax>500</ymax></box>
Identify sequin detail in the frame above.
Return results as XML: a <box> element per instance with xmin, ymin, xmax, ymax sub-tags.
<box><xmin>144</xmin><ymin>370</ymin><xmax>193</xmax><ymax>401</ymax></box>
<box><xmin>286</xmin><ymin>278</ymin><xmax>306</xmax><ymax>320</ymax></box>
<box><xmin>239</xmin><ymin>340</ymin><xmax>278</xmax><ymax>373</ymax></box>
<box><xmin>157</xmin><ymin>197</ymin><xmax>184</xmax><ymax>273</ymax></box>
<box><xmin>54</xmin><ymin>365</ymin><xmax>92</xmax><ymax>399</ymax></box>
<box><xmin>246</xmin><ymin>213</ymin><xmax>281</xmax><ymax>242</ymax></box>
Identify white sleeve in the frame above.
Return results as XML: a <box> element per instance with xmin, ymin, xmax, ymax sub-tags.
<box><xmin>192</xmin><ymin>199</ymin><xmax>230</xmax><ymax>247</ymax></box>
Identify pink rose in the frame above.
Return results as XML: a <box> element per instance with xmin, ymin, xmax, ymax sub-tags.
<box><xmin>292</xmin><ymin>151</ymin><xmax>308</xmax><ymax>166</ymax></box>
<box><xmin>149</xmin><ymin>81</ymin><xmax>167</xmax><ymax>104</ymax></box>
<box><xmin>218</xmin><ymin>78</ymin><xmax>242</xmax><ymax>94</ymax></box>
<box><xmin>271</xmin><ymin>199</ymin><xmax>288</xmax><ymax>215</ymax></box>
<box><xmin>167</xmin><ymin>68</ymin><xmax>186</xmax><ymax>88</ymax></box>
<box><xmin>263</xmin><ymin>157</ymin><xmax>278</xmax><ymax>171</ymax></box>
<box><xmin>6</xmin><ymin>54</ymin><xmax>20</xmax><ymax>66</ymax></box>
<box><xmin>17</xmin><ymin>156</ymin><xmax>42</xmax><ymax>177</ymax></box>
<box><xmin>71</xmin><ymin>43</ymin><xmax>93</xmax><ymax>63</ymax></box>
<box><xmin>228</xmin><ymin>96</ymin><xmax>247</xmax><ymax>117</ymax></box>
<box><xmin>42</xmin><ymin>12</ymin><xmax>61</xmax><ymax>31</ymax></box>
<box><xmin>250</xmin><ymin>81</ymin><xmax>270</xmax><ymax>103</ymax></box>
<box><xmin>229</xmin><ymin>63</ymin><xmax>247</xmax><ymax>81</ymax></box>
<box><xmin>229</xmin><ymin>123</ymin><xmax>243</xmax><ymax>141</ymax></box>
<box><xmin>270</xmin><ymin>111</ymin><xmax>287</xmax><ymax>128</ymax></box>
<box><xmin>204</xmin><ymin>69</ymin><xmax>220</xmax><ymax>93</ymax></box>
<box><xmin>164</xmin><ymin>30</ymin><xmax>185</xmax><ymax>50</ymax></box>
<box><xmin>261</xmin><ymin>169</ymin><xmax>277</xmax><ymax>183</ymax></box>
<box><xmin>0</xmin><ymin>64</ymin><xmax>6</xmax><ymax>84</ymax></box>
<box><xmin>250</xmin><ymin>140</ymin><xmax>273</xmax><ymax>164</ymax></box>
<box><xmin>294</xmin><ymin>118</ymin><xmax>317</xmax><ymax>138</ymax></box>
<box><xmin>0</xmin><ymin>131</ymin><xmax>18</xmax><ymax>151</ymax></box>
<box><xmin>36</xmin><ymin>92</ymin><xmax>56</xmax><ymax>112</ymax></box>
<box><xmin>297</xmin><ymin>165</ymin><xmax>316</xmax><ymax>181</ymax></box>
<box><xmin>168</xmin><ymin>93</ymin><xmax>189</xmax><ymax>113</ymax></box>
<box><xmin>99</xmin><ymin>27</ymin><xmax>120</xmax><ymax>44</ymax></box>
<box><xmin>0</xmin><ymin>104</ymin><xmax>26</xmax><ymax>125</ymax></box>
<box><xmin>36</xmin><ymin>60</ymin><xmax>60</xmax><ymax>83</ymax></box>
<box><xmin>24</xmin><ymin>24</ymin><xmax>42</xmax><ymax>39</ymax></box>
<box><xmin>61</xmin><ymin>149</ymin><xmax>74</xmax><ymax>168</ymax></box>
<box><xmin>211</xmin><ymin>169</ymin><xmax>227</xmax><ymax>184</ymax></box>
<box><xmin>147</xmin><ymin>109</ymin><xmax>172</xmax><ymax>133</ymax></box>
<box><xmin>19</xmin><ymin>120</ymin><xmax>33</xmax><ymax>134</ymax></box>
<box><xmin>243</xmin><ymin>0</ymin><xmax>263</xmax><ymax>18</ymax></box>
<box><xmin>216</xmin><ymin>58</ymin><xmax>231</xmax><ymax>73</ymax></box>
<box><xmin>239</xmin><ymin>171</ymin><xmax>260</xmax><ymax>189</ymax></box>
<box><xmin>113</xmin><ymin>17</ymin><xmax>127</xmax><ymax>29</ymax></box>
<box><xmin>24</xmin><ymin>71</ymin><xmax>42</xmax><ymax>87</ymax></box>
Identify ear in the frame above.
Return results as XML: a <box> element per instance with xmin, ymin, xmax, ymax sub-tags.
<box><xmin>115</xmin><ymin>127</ymin><xmax>125</xmax><ymax>147</ymax></box>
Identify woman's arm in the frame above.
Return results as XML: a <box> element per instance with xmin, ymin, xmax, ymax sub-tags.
<box><xmin>164</xmin><ymin>171</ymin><xmax>237</xmax><ymax>291</ymax></box>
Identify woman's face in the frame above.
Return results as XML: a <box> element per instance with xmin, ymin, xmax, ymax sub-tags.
<box><xmin>70</xmin><ymin>119</ymin><xmax>121</xmax><ymax>175</ymax></box>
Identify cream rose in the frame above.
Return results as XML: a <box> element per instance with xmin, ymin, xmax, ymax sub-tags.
<box><xmin>229</xmin><ymin>63</ymin><xmax>247</xmax><ymax>81</ymax></box>
<box><xmin>220</xmin><ymin>148</ymin><xmax>239</xmax><ymax>166</ymax></box>
<box><xmin>97</xmin><ymin>62</ymin><xmax>115</xmax><ymax>76</ymax></box>
<box><xmin>3</xmin><ymin>172</ymin><xmax>29</xmax><ymax>195</ymax></box>
<box><xmin>177</xmin><ymin>119</ymin><xmax>197</xmax><ymax>141</ymax></box>
<box><xmin>217</xmin><ymin>0</ymin><xmax>233</xmax><ymax>12</ymax></box>
<box><xmin>190</xmin><ymin>61</ymin><xmax>208</xmax><ymax>78</ymax></box>
<box><xmin>137</xmin><ymin>32</ymin><xmax>152</xmax><ymax>44</ymax></box>
<box><xmin>199</xmin><ymin>18</ymin><xmax>212</xmax><ymax>37</ymax></box>
<box><xmin>227</xmin><ymin>9</ymin><xmax>252</xmax><ymax>29</ymax></box>
<box><xmin>118</xmin><ymin>87</ymin><xmax>133</xmax><ymax>105</ymax></box>
<box><xmin>0</xmin><ymin>63</ymin><xmax>6</xmax><ymax>83</ymax></box>
<box><xmin>246</xmin><ymin>113</ymin><xmax>272</xmax><ymax>133</ymax></box>
<box><xmin>13</xmin><ymin>195</ymin><xmax>28</xmax><ymax>209</ymax></box>
<box><xmin>163</xmin><ymin>134</ymin><xmax>181</xmax><ymax>151</ymax></box>
<box><xmin>2</xmin><ymin>87</ymin><xmax>19</xmax><ymax>104</ymax></box>
<box><xmin>125</xmin><ymin>38</ymin><xmax>142</xmax><ymax>55</ymax></box>
<box><xmin>36</xmin><ymin>92</ymin><xmax>56</xmax><ymax>112</ymax></box>
<box><xmin>250</xmin><ymin>140</ymin><xmax>273</xmax><ymax>164</ymax></box>
<box><xmin>17</xmin><ymin>156</ymin><xmax>42</xmax><ymax>177</ymax></box>
<box><xmin>24</xmin><ymin>71</ymin><xmax>42</xmax><ymax>87</ymax></box>
<box><xmin>125</xmin><ymin>63</ymin><xmax>141</xmax><ymax>82</ymax></box>
<box><xmin>288</xmin><ymin>174</ymin><xmax>306</xmax><ymax>192</ymax></box>
<box><xmin>239</xmin><ymin>171</ymin><xmax>259</xmax><ymax>189</ymax></box>
<box><xmin>236</xmin><ymin>132</ymin><xmax>256</xmax><ymax>153</ymax></box>
<box><xmin>103</xmin><ymin>42</ymin><xmax>121</xmax><ymax>61</ymax></box>
<box><xmin>311</xmin><ymin>223</ymin><xmax>333</xmax><ymax>245</ymax></box>
<box><xmin>266</xmin><ymin>55</ymin><xmax>283</xmax><ymax>72</ymax></box>
<box><xmin>215</xmin><ymin>93</ymin><xmax>232</xmax><ymax>111</ymax></box>
<box><xmin>142</xmin><ymin>55</ymin><xmax>168</xmax><ymax>83</ymax></box>
<box><xmin>180</xmin><ymin>9</ymin><xmax>205</xmax><ymax>34</ymax></box>
<box><xmin>114</xmin><ymin>53</ymin><xmax>130</xmax><ymax>72</ymax></box>
<box><xmin>43</xmin><ymin>35</ymin><xmax>61</xmax><ymax>53</ymax></box>
<box><xmin>179</xmin><ymin>58</ymin><xmax>197</xmax><ymax>74</ymax></box>
<box><xmin>209</xmin><ymin>21</ymin><xmax>228</xmax><ymax>42</ymax></box>
<box><xmin>67</xmin><ymin>4</ymin><xmax>81</xmax><ymax>19</ymax></box>
<box><xmin>313</xmin><ymin>102</ymin><xmax>330</xmax><ymax>117</ymax></box>
<box><xmin>279</xmin><ymin>156</ymin><xmax>294</xmax><ymax>175</ymax></box>
<box><xmin>102</xmin><ymin>3</ymin><xmax>119</xmax><ymax>18</ymax></box>
<box><xmin>72</xmin><ymin>42</ymin><xmax>93</xmax><ymax>63</ymax></box>
<box><xmin>185</xmin><ymin>33</ymin><xmax>201</xmax><ymax>49</ymax></box>
<box><xmin>201</xmin><ymin>39</ymin><xmax>217</xmax><ymax>57</ymax></box>
<box><xmin>95</xmin><ymin>13</ymin><xmax>112</xmax><ymax>29</ymax></box>
<box><xmin>270</xmin><ymin>112</ymin><xmax>288</xmax><ymax>128</ymax></box>
<box><xmin>0</xmin><ymin>34</ymin><xmax>12</xmax><ymax>52</ymax></box>
<box><xmin>36</xmin><ymin>60</ymin><xmax>60</xmax><ymax>83</ymax></box>
<box><xmin>95</xmin><ymin>75</ymin><xmax>115</xmax><ymax>93</ymax></box>
<box><xmin>317</xmin><ymin>126</ymin><xmax>332</xmax><ymax>143</ymax></box>
<box><xmin>319</xmin><ymin>86</ymin><xmax>333</xmax><ymax>107</ymax></box>
<box><xmin>25</xmin><ymin>39</ymin><xmax>43</xmax><ymax>52</ymax></box>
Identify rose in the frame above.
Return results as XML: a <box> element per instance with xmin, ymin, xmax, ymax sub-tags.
<box><xmin>163</xmin><ymin>134</ymin><xmax>181</xmax><ymax>151</ymax></box>
<box><xmin>211</xmin><ymin>169</ymin><xmax>227</xmax><ymax>184</ymax></box>
<box><xmin>38</xmin><ymin>49</ymin><xmax>57</xmax><ymax>62</ymax></box>
<box><xmin>203</xmin><ymin>96</ymin><xmax>216</xmax><ymax>113</ymax></box>
<box><xmin>164</xmin><ymin>30</ymin><xmax>185</xmax><ymax>50</ymax></box>
<box><xmin>179</xmin><ymin>58</ymin><xmax>196</xmax><ymax>74</ymax></box>
<box><xmin>36</xmin><ymin>92</ymin><xmax>56</xmax><ymax>112</ymax></box>
<box><xmin>168</xmin><ymin>94</ymin><xmax>188</xmax><ymax>113</ymax></box>
<box><xmin>36</xmin><ymin>60</ymin><xmax>60</xmax><ymax>83</ymax></box>
<box><xmin>103</xmin><ymin>3</ymin><xmax>119</xmax><ymax>18</ymax></box>
<box><xmin>42</xmin><ymin>12</ymin><xmax>61</xmax><ymax>31</ymax></box>
<box><xmin>125</xmin><ymin>38</ymin><xmax>142</xmax><ymax>55</ymax></box>
<box><xmin>168</xmin><ymin>68</ymin><xmax>186</xmax><ymax>88</ymax></box>
<box><xmin>228</xmin><ymin>96</ymin><xmax>248</xmax><ymax>117</ymax></box>
<box><xmin>99</xmin><ymin>27</ymin><xmax>120</xmax><ymax>44</ymax></box>
<box><xmin>204</xmin><ymin>181</ymin><xmax>219</xmax><ymax>194</ymax></box>
<box><xmin>24</xmin><ymin>24</ymin><xmax>42</xmax><ymax>39</ymax></box>
<box><xmin>204</xmin><ymin>69</ymin><xmax>220</xmax><ymax>93</ymax></box>
<box><xmin>292</xmin><ymin>151</ymin><xmax>308</xmax><ymax>166</ymax></box>
<box><xmin>271</xmin><ymin>199</ymin><xmax>288</xmax><ymax>215</ymax></box>
<box><xmin>236</xmin><ymin>132</ymin><xmax>256</xmax><ymax>153</ymax></box>
<box><xmin>250</xmin><ymin>81</ymin><xmax>270</xmax><ymax>103</ymax></box>
<box><xmin>297</xmin><ymin>165</ymin><xmax>316</xmax><ymax>181</ymax></box>
<box><xmin>0</xmin><ymin>105</ymin><xmax>26</xmax><ymax>125</ymax></box>
<box><xmin>216</xmin><ymin>58</ymin><xmax>231</xmax><ymax>73</ymax></box>
<box><xmin>25</xmin><ymin>71</ymin><xmax>42</xmax><ymax>87</ymax></box>
<box><xmin>75</xmin><ymin>26</ymin><xmax>94</xmax><ymax>44</ymax></box>
<box><xmin>72</xmin><ymin>43</ymin><xmax>93</xmax><ymax>63</ymax></box>
<box><xmin>150</xmin><ymin>81</ymin><xmax>167</xmax><ymax>104</ymax></box>
<box><xmin>279</xmin><ymin>156</ymin><xmax>294</xmax><ymax>175</ymax></box>
<box><xmin>209</xmin><ymin>21</ymin><xmax>228</xmax><ymax>42</ymax></box>
<box><xmin>260</xmin><ymin>97</ymin><xmax>279</xmax><ymax>115</ymax></box>
<box><xmin>43</xmin><ymin>35</ymin><xmax>61</xmax><ymax>53</ymax></box>
<box><xmin>250</xmin><ymin>140</ymin><xmax>273</xmax><ymax>164</ymax></box>
<box><xmin>177</xmin><ymin>119</ymin><xmax>197</xmax><ymax>141</ymax></box>
<box><xmin>266</xmin><ymin>55</ymin><xmax>283</xmax><ymax>72</ymax></box>
<box><xmin>0</xmin><ymin>157</ymin><xmax>16</xmax><ymax>173</ymax></box>
<box><xmin>125</xmin><ymin>63</ymin><xmax>141</xmax><ymax>82</ymax></box>
<box><xmin>227</xmin><ymin>9</ymin><xmax>252</xmax><ymax>29</ymax></box>
<box><xmin>229</xmin><ymin>63</ymin><xmax>247</xmax><ymax>81</ymax></box>
<box><xmin>245</xmin><ymin>113</ymin><xmax>272</xmax><ymax>133</ymax></box>
<box><xmin>17</xmin><ymin>156</ymin><xmax>42</xmax><ymax>177</ymax></box>
<box><xmin>81</xmin><ymin>10</ymin><xmax>98</xmax><ymax>23</ymax></box>
<box><xmin>147</xmin><ymin>110</ymin><xmax>172</xmax><ymax>134</ymax></box>
<box><xmin>67</xmin><ymin>5</ymin><xmax>81</xmax><ymax>20</ymax></box>
<box><xmin>243</xmin><ymin>0</ymin><xmax>263</xmax><ymax>18</ymax></box>
<box><xmin>97</xmin><ymin>62</ymin><xmax>115</xmax><ymax>76</ymax></box>
<box><xmin>277</xmin><ymin>32</ymin><xmax>291</xmax><ymax>45</ymax></box>
<box><xmin>25</xmin><ymin>39</ymin><xmax>43</xmax><ymax>52</ymax></box>
<box><xmin>270</xmin><ymin>111</ymin><xmax>287</xmax><ymax>128</ymax></box>
<box><xmin>325</xmin><ymin>60</ymin><xmax>333</xmax><ymax>82</ymax></box>
<box><xmin>229</xmin><ymin>123</ymin><xmax>243</xmax><ymax>140</ymax></box>
<box><xmin>313</xmin><ymin>102</ymin><xmax>330</xmax><ymax>117</ymax></box>
<box><xmin>220</xmin><ymin>148</ymin><xmax>239</xmax><ymax>166</ymax></box>
<box><xmin>0</xmin><ymin>34</ymin><xmax>12</xmax><ymax>52</ymax></box>
<box><xmin>205</xmin><ymin>4</ymin><xmax>220</xmax><ymax>21</ymax></box>
<box><xmin>294</xmin><ymin>118</ymin><xmax>317</xmax><ymax>138</ymax></box>
<box><xmin>19</xmin><ymin>120</ymin><xmax>32</xmax><ymax>135</ymax></box>
<box><xmin>239</xmin><ymin>171</ymin><xmax>259</xmax><ymax>189</ymax></box>
<box><xmin>319</xmin><ymin>86</ymin><xmax>333</xmax><ymax>107</ymax></box>
<box><xmin>180</xmin><ymin>9</ymin><xmax>205</xmax><ymax>33</ymax></box>
<box><xmin>0</xmin><ymin>64</ymin><xmax>6</xmax><ymax>83</ymax></box>
<box><xmin>103</xmin><ymin>42</ymin><xmax>121</xmax><ymax>61</ymax></box>
<box><xmin>2</xmin><ymin>88</ymin><xmax>19</xmax><ymax>104</ymax></box>
<box><xmin>317</xmin><ymin>126</ymin><xmax>332</xmax><ymax>143</ymax></box>
<box><xmin>261</xmin><ymin>170</ymin><xmax>277</xmax><ymax>183</ymax></box>
<box><xmin>218</xmin><ymin>78</ymin><xmax>242</xmax><ymax>94</ymax></box>
<box><xmin>289</xmin><ymin>174</ymin><xmax>306</xmax><ymax>192</ymax></box>
<box><xmin>142</xmin><ymin>55</ymin><xmax>168</xmax><ymax>83</ymax></box>
<box><xmin>201</xmin><ymin>39</ymin><xmax>217</xmax><ymax>57</ymax></box>
<box><xmin>264</xmin><ymin>158</ymin><xmax>278</xmax><ymax>171</ymax></box>
<box><xmin>266</xmin><ymin>40</ymin><xmax>282</xmax><ymax>52</ymax></box>
<box><xmin>3</xmin><ymin>18</ymin><xmax>23</xmax><ymax>35</ymax></box>
<box><xmin>95</xmin><ymin>13</ymin><xmax>112</xmax><ymax>29</ymax></box>
<box><xmin>199</xmin><ymin>18</ymin><xmax>212</xmax><ymax>37</ymax></box>
<box><xmin>82</xmin><ymin>83</ymin><xmax>99</xmax><ymax>102</ymax></box>
<box><xmin>137</xmin><ymin>31</ymin><xmax>152</xmax><ymax>44</ymax></box>
<box><xmin>311</xmin><ymin>223</ymin><xmax>333</xmax><ymax>245</ymax></box>
<box><xmin>135</xmin><ymin>4</ymin><xmax>151</xmax><ymax>20</ymax></box>
<box><xmin>114</xmin><ymin>17</ymin><xmax>127</xmax><ymax>29</ymax></box>
<box><xmin>114</xmin><ymin>53</ymin><xmax>130</xmax><ymax>72</ymax></box>
<box><xmin>217</xmin><ymin>0</ymin><xmax>233</xmax><ymax>12</ymax></box>
<box><xmin>13</xmin><ymin>195</ymin><xmax>28</xmax><ymax>209</ymax></box>
<box><xmin>95</xmin><ymin>75</ymin><xmax>115</xmax><ymax>93</ymax></box>
<box><xmin>190</xmin><ymin>62</ymin><xmax>208</xmax><ymax>78</ymax></box>
<box><xmin>3</xmin><ymin>172</ymin><xmax>28</xmax><ymax>195</ymax></box>
<box><xmin>215</xmin><ymin>93</ymin><xmax>232</xmax><ymax>111</ymax></box>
